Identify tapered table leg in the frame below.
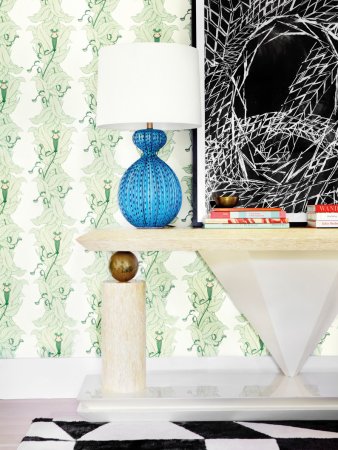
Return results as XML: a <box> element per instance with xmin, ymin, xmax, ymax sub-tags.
<box><xmin>199</xmin><ymin>250</ymin><xmax>338</xmax><ymax>376</ymax></box>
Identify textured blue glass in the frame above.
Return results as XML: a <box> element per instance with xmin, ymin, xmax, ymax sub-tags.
<box><xmin>118</xmin><ymin>128</ymin><xmax>182</xmax><ymax>228</ymax></box>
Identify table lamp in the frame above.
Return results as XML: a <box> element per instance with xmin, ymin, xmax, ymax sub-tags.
<box><xmin>96</xmin><ymin>43</ymin><xmax>201</xmax><ymax>228</ymax></box>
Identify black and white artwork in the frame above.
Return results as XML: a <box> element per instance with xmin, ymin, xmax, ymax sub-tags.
<box><xmin>193</xmin><ymin>0</ymin><xmax>338</xmax><ymax>224</ymax></box>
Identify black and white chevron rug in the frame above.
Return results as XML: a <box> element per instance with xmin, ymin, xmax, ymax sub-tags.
<box><xmin>18</xmin><ymin>418</ymin><xmax>338</xmax><ymax>449</ymax></box>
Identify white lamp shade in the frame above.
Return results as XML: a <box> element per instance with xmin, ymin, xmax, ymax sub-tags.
<box><xmin>96</xmin><ymin>43</ymin><xmax>201</xmax><ymax>131</ymax></box>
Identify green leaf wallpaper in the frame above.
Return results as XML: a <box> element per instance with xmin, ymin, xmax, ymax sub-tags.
<box><xmin>140</xmin><ymin>251</ymin><xmax>176</xmax><ymax>357</ymax></box>
<box><xmin>0</xmin><ymin>0</ymin><xmax>337</xmax><ymax>359</ymax></box>
<box><xmin>0</xmin><ymin>0</ymin><xmax>24</xmax><ymax>357</ymax></box>
<box><xmin>29</xmin><ymin>0</ymin><xmax>76</xmax><ymax>357</ymax></box>
<box><xmin>183</xmin><ymin>256</ymin><xmax>227</xmax><ymax>356</ymax></box>
<box><xmin>80</xmin><ymin>0</ymin><xmax>123</xmax><ymax>356</ymax></box>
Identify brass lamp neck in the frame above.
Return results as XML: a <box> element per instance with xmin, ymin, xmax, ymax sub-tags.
<box><xmin>147</xmin><ymin>122</ymin><xmax>153</xmax><ymax>129</ymax></box>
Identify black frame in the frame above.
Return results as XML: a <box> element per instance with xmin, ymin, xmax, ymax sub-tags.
<box><xmin>191</xmin><ymin>1</ymin><xmax>200</xmax><ymax>227</ymax></box>
<box><xmin>192</xmin><ymin>0</ymin><xmax>338</xmax><ymax>227</ymax></box>
<box><xmin>192</xmin><ymin>0</ymin><xmax>207</xmax><ymax>227</ymax></box>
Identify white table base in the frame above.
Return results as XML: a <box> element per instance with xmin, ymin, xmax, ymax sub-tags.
<box><xmin>77</xmin><ymin>370</ymin><xmax>338</xmax><ymax>421</ymax></box>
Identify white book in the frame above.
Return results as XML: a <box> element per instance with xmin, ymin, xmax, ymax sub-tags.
<box><xmin>307</xmin><ymin>220</ymin><xmax>338</xmax><ymax>228</ymax></box>
<box><xmin>307</xmin><ymin>213</ymin><xmax>338</xmax><ymax>221</ymax></box>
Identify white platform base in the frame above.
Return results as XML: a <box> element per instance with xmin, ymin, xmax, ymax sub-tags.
<box><xmin>78</xmin><ymin>370</ymin><xmax>338</xmax><ymax>421</ymax></box>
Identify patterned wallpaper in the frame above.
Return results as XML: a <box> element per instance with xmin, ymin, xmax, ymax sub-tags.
<box><xmin>0</xmin><ymin>0</ymin><xmax>337</xmax><ymax>359</ymax></box>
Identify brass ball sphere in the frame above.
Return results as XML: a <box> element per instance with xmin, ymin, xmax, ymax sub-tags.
<box><xmin>109</xmin><ymin>251</ymin><xmax>138</xmax><ymax>282</ymax></box>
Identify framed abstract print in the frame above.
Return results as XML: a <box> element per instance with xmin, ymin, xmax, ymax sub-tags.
<box><xmin>192</xmin><ymin>0</ymin><xmax>338</xmax><ymax>226</ymax></box>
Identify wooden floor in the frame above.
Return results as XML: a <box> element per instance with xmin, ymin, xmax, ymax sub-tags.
<box><xmin>0</xmin><ymin>399</ymin><xmax>80</xmax><ymax>449</ymax></box>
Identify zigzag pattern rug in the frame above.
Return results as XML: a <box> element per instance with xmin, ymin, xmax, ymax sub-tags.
<box><xmin>18</xmin><ymin>419</ymin><xmax>338</xmax><ymax>449</ymax></box>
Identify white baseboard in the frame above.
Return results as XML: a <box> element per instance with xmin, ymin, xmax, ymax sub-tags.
<box><xmin>1</xmin><ymin>355</ymin><xmax>338</xmax><ymax>399</ymax></box>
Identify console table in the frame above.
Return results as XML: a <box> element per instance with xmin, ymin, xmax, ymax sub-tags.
<box><xmin>77</xmin><ymin>228</ymin><xmax>338</xmax><ymax>420</ymax></box>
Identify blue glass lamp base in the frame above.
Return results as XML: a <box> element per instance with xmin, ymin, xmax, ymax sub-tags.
<box><xmin>118</xmin><ymin>129</ymin><xmax>182</xmax><ymax>228</ymax></box>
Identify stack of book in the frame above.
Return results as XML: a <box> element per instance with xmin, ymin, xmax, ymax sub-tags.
<box><xmin>204</xmin><ymin>207</ymin><xmax>289</xmax><ymax>229</ymax></box>
<box><xmin>307</xmin><ymin>204</ymin><xmax>338</xmax><ymax>228</ymax></box>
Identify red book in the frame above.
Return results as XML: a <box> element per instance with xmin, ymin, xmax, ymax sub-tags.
<box><xmin>307</xmin><ymin>204</ymin><xmax>338</xmax><ymax>212</ymax></box>
<box><xmin>204</xmin><ymin>218</ymin><xmax>288</xmax><ymax>224</ymax></box>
